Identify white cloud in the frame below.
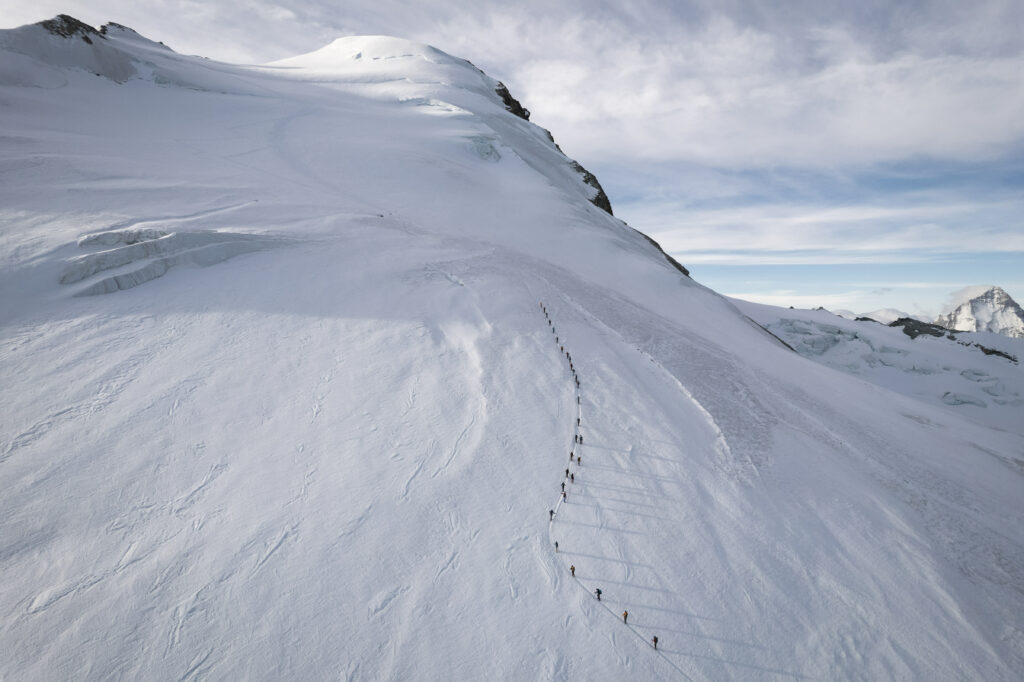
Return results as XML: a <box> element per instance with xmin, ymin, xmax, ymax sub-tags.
<box><xmin>4</xmin><ymin>1</ymin><xmax>1021</xmax><ymax>167</ymax></box>
<box><xmin>724</xmin><ymin>290</ymin><xmax>867</xmax><ymax>309</ymax></box>
<box><xmin>618</xmin><ymin>197</ymin><xmax>1024</xmax><ymax>262</ymax></box>
<box><xmin>940</xmin><ymin>285</ymin><xmax>999</xmax><ymax>314</ymax></box>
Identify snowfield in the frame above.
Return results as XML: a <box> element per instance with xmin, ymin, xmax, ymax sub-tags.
<box><xmin>2</xmin><ymin>18</ymin><xmax>1023</xmax><ymax>680</ymax></box>
<box><xmin>737</xmin><ymin>300</ymin><xmax>1024</xmax><ymax>433</ymax></box>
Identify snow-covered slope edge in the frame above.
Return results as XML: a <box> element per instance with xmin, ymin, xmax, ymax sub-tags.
<box><xmin>2</xmin><ymin>17</ymin><xmax>1023</xmax><ymax>681</ymax></box>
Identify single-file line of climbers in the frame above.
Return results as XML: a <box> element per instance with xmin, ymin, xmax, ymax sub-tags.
<box><xmin>539</xmin><ymin>300</ymin><xmax>662</xmax><ymax>657</ymax></box>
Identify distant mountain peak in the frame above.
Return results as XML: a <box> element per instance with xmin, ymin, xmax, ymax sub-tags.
<box><xmin>935</xmin><ymin>286</ymin><xmax>1024</xmax><ymax>338</ymax></box>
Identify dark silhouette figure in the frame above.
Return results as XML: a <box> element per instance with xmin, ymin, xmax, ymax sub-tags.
<box><xmin>561</xmin><ymin>482</ymin><xmax>565</xmax><ymax>492</ymax></box>
<box><xmin>549</xmin><ymin>509</ymin><xmax>554</xmax><ymax>520</ymax></box>
<box><xmin>565</xmin><ymin>468</ymin><xmax>570</xmax><ymax>478</ymax></box>
<box><xmin>652</xmin><ymin>636</ymin><xmax>658</xmax><ymax>650</ymax></box>
<box><xmin>570</xmin><ymin>565</ymin><xmax>575</xmax><ymax>577</ymax></box>
<box><xmin>623</xmin><ymin>611</ymin><xmax>628</xmax><ymax>624</ymax></box>
<box><xmin>570</xmin><ymin>473</ymin><xmax>574</xmax><ymax>483</ymax></box>
<box><xmin>595</xmin><ymin>588</ymin><xmax>602</xmax><ymax>601</ymax></box>
<box><xmin>554</xmin><ymin>541</ymin><xmax>559</xmax><ymax>552</ymax></box>
<box><xmin>577</xmin><ymin>456</ymin><xmax>581</xmax><ymax>466</ymax></box>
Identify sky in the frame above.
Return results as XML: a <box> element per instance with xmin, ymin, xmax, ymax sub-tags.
<box><xmin>4</xmin><ymin>0</ymin><xmax>1023</xmax><ymax>318</ymax></box>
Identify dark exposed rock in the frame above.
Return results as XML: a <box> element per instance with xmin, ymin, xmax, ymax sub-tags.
<box><xmin>972</xmin><ymin>343</ymin><xmax>1017</xmax><ymax>363</ymax></box>
<box><xmin>633</xmin><ymin>230</ymin><xmax>689</xmax><ymax>277</ymax></box>
<box><xmin>855</xmin><ymin>316</ymin><xmax>883</xmax><ymax>324</ymax></box>
<box><xmin>40</xmin><ymin>15</ymin><xmax>103</xmax><ymax>43</ymax></box>
<box><xmin>494</xmin><ymin>82</ymin><xmax>530</xmax><ymax>121</ymax></box>
<box><xmin>491</xmin><ymin>78</ymin><xmax>686</xmax><ymax>274</ymax></box>
<box><xmin>491</xmin><ymin>80</ymin><xmax>615</xmax><ymax>216</ymax></box>
<box><xmin>541</xmin><ymin>127</ymin><xmax>563</xmax><ymax>153</ymax></box>
<box><xmin>889</xmin><ymin>317</ymin><xmax>954</xmax><ymax>339</ymax></box>
<box><xmin>569</xmin><ymin>161</ymin><xmax>613</xmax><ymax>215</ymax></box>
<box><xmin>889</xmin><ymin>317</ymin><xmax>1017</xmax><ymax>362</ymax></box>
<box><xmin>100</xmin><ymin>22</ymin><xmax>128</xmax><ymax>35</ymax></box>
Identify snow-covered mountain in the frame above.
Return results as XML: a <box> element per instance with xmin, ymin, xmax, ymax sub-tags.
<box><xmin>858</xmin><ymin>307</ymin><xmax>914</xmax><ymax>324</ymax></box>
<box><xmin>935</xmin><ymin>285</ymin><xmax>1024</xmax><ymax>339</ymax></box>
<box><xmin>832</xmin><ymin>308</ymin><xmax>916</xmax><ymax>324</ymax></box>
<box><xmin>2</xmin><ymin>16</ymin><xmax>1023</xmax><ymax>680</ymax></box>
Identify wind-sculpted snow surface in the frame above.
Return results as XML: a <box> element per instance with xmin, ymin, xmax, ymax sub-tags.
<box><xmin>2</xmin><ymin>17</ymin><xmax>1023</xmax><ymax>681</ymax></box>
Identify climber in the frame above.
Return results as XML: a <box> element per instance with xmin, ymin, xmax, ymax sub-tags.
<box><xmin>623</xmin><ymin>610</ymin><xmax>628</xmax><ymax>624</ymax></box>
<box><xmin>595</xmin><ymin>588</ymin><xmax>602</xmax><ymax>601</ymax></box>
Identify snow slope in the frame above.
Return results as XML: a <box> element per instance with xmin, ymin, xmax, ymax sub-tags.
<box><xmin>2</xmin><ymin>18</ymin><xmax>1023</xmax><ymax>680</ymax></box>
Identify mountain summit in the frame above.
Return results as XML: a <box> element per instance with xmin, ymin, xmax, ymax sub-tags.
<box><xmin>935</xmin><ymin>286</ymin><xmax>1024</xmax><ymax>338</ymax></box>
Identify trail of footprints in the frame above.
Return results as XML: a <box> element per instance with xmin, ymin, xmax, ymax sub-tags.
<box><xmin>539</xmin><ymin>301</ymin><xmax>661</xmax><ymax>656</ymax></box>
